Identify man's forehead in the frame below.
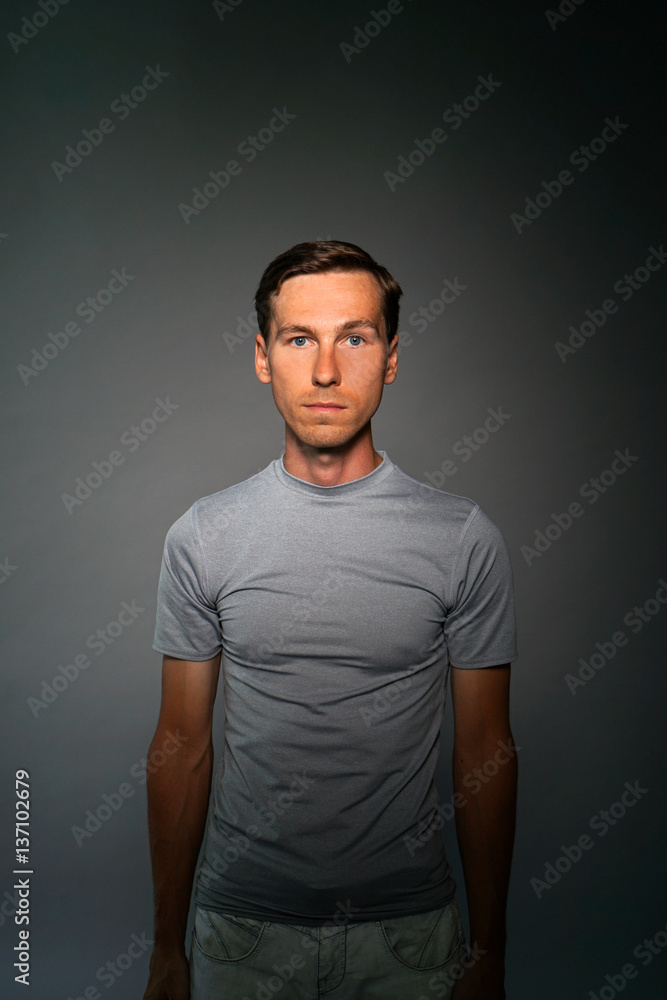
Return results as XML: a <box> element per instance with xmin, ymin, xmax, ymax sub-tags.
<box><xmin>272</xmin><ymin>270</ymin><xmax>383</xmax><ymax>313</ymax></box>
<box><xmin>279</xmin><ymin>268</ymin><xmax>379</xmax><ymax>290</ymax></box>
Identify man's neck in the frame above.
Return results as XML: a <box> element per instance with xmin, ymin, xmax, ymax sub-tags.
<box><xmin>282</xmin><ymin>443</ymin><xmax>383</xmax><ymax>487</ymax></box>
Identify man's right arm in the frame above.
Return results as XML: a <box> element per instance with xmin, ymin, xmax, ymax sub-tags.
<box><xmin>143</xmin><ymin>653</ymin><xmax>221</xmax><ymax>1000</ymax></box>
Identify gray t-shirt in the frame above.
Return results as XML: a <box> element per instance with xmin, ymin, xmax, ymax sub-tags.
<box><xmin>153</xmin><ymin>450</ymin><xmax>518</xmax><ymax>924</ymax></box>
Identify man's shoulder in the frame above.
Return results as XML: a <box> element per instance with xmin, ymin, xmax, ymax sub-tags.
<box><xmin>193</xmin><ymin>461</ymin><xmax>275</xmax><ymax>513</ymax></box>
<box><xmin>165</xmin><ymin>460</ymin><xmax>277</xmax><ymax>543</ymax></box>
<box><xmin>388</xmin><ymin>463</ymin><xmax>509</xmax><ymax>556</ymax></box>
<box><xmin>389</xmin><ymin>462</ymin><xmax>481</xmax><ymax>522</ymax></box>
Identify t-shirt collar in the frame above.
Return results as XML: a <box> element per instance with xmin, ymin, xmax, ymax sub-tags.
<box><xmin>273</xmin><ymin>450</ymin><xmax>394</xmax><ymax>497</ymax></box>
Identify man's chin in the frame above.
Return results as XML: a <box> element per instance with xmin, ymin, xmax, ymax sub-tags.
<box><xmin>302</xmin><ymin>435</ymin><xmax>349</xmax><ymax>450</ymax></box>
<box><xmin>290</xmin><ymin>426</ymin><xmax>353</xmax><ymax>451</ymax></box>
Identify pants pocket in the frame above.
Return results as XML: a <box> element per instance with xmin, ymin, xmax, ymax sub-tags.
<box><xmin>193</xmin><ymin>906</ymin><xmax>267</xmax><ymax>963</ymax></box>
<box><xmin>378</xmin><ymin>899</ymin><xmax>465</xmax><ymax>971</ymax></box>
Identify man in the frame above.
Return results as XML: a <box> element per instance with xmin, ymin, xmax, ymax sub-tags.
<box><xmin>143</xmin><ymin>240</ymin><xmax>518</xmax><ymax>1000</ymax></box>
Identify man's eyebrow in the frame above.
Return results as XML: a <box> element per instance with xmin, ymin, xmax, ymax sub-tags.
<box><xmin>275</xmin><ymin>319</ymin><xmax>380</xmax><ymax>339</ymax></box>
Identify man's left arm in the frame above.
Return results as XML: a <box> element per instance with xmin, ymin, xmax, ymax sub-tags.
<box><xmin>449</xmin><ymin>662</ymin><xmax>517</xmax><ymax>1000</ymax></box>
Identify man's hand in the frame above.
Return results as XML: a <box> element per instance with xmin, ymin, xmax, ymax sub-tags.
<box><xmin>451</xmin><ymin>951</ymin><xmax>506</xmax><ymax>1000</ymax></box>
<box><xmin>143</xmin><ymin>944</ymin><xmax>190</xmax><ymax>1000</ymax></box>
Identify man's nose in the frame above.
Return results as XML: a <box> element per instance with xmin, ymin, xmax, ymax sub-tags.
<box><xmin>312</xmin><ymin>344</ymin><xmax>341</xmax><ymax>384</ymax></box>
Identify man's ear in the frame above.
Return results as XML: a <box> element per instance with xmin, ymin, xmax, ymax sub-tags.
<box><xmin>384</xmin><ymin>332</ymin><xmax>399</xmax><ymax>383</ymax></box>
<box><xmin>255</xmin><ymin>333</ymin><xmax>272</xmax><ymax>384</ymax></box>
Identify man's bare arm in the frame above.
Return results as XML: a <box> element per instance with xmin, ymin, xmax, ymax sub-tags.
<box><xmin>143</xmin><ymin>653</ymin><xmax>221</xmax><ymax>1000</ymax></box>
<box><xmin>449</xmin><ymin>663</ymin><xmax>517</xmax><ymax>1000</ymax></box>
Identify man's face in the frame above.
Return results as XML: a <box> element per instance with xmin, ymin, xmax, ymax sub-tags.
<box><xmin>255</xmin><ymin>270</ymin><xmax>397</xmax><ymax>452</ymax></box>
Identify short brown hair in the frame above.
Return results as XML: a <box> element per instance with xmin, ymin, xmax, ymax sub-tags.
<box><xmin>254</xmin><ymin>240</ymin><xmax>403</xmax><ymax>349</ymax></box>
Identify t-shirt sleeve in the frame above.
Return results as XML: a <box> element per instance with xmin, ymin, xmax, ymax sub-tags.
<box><xmin>443</xmin><ymin>505</ymin><xmax>518</xmax><ymax>668</ymax></box>
<box><xmin>152</xmin><ymin>505</ymin><xmax>223</xmax><ymax>660</ymax></box>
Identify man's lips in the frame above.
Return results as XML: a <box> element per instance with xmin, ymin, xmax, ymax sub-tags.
<box><xmin>304</xmin><ymin>403</ymin><xmax>345</xmax><ymax>409</ymax></box>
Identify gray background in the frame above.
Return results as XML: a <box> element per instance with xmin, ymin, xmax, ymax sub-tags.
<box><xmin>1</xmin><ymin>0</ymin><xmax>665</xmax><ymax>997</ymax></box>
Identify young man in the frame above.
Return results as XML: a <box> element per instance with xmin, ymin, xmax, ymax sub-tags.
<box><xmin>143</xmin><ymin>241</ymin><xmax>518</xmax><ymax>1000</ymax></box>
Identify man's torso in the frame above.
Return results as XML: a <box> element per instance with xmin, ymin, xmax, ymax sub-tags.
<box><xmin>153</xmin><ymin>451</ymin><xmax>517</xmax><ymax>923</ymax></box>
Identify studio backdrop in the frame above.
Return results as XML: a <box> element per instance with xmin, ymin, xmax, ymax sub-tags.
<box><xmin>1</xmin><ymin>1</ymin><xmax>665</xmax><ymax>997</ymax></box>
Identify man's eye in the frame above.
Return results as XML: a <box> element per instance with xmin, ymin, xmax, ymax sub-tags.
<box><xmin>287</xmin><ymin>335</ymin><xmax>364</xmax><ymax>346</ymax></box>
